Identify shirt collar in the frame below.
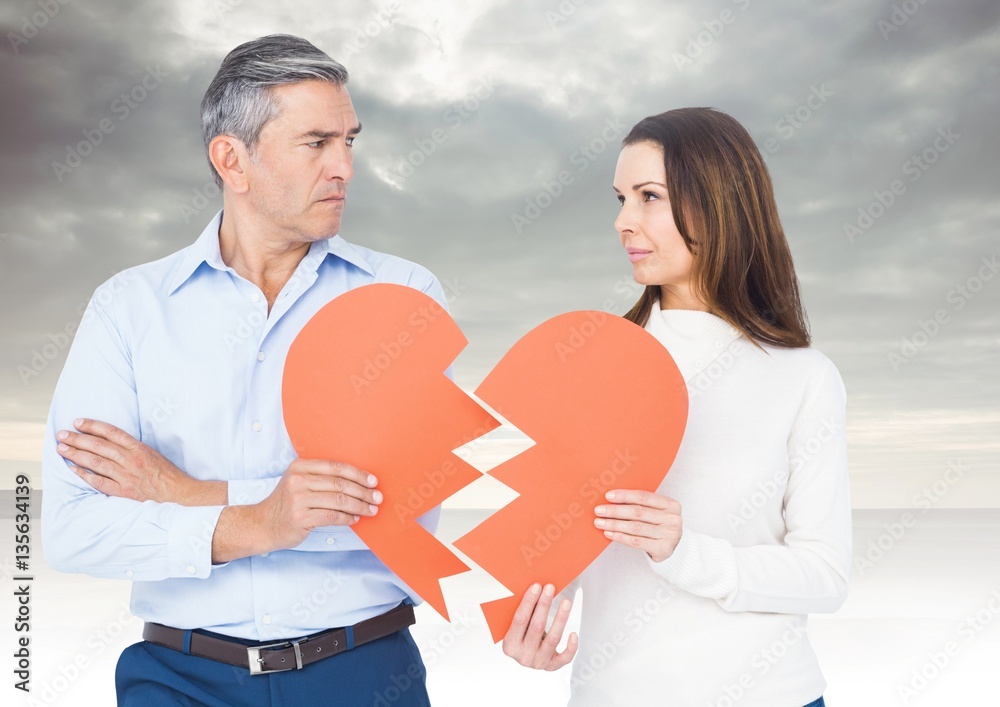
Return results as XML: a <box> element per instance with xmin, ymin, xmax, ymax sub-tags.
<box><xmin>167</xmin><ymin>210</ymin><xmax>375</xmax><ymax>296</ymax></box>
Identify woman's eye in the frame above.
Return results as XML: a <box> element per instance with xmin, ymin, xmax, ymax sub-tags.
<box><xmin>616</xmin><ymin>195</ymin><xmax>625</xmax><ymax>205</ymax></box>
<box><xmin>643</xmin><ymin>191</ymin><xmax>659</xmax><ymax>201</ymax></box>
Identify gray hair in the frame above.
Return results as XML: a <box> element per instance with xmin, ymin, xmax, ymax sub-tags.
<box><xmin>200</xmin><ymin>34</ymin><xmax>349</xmax><ymax>187</ymax></box>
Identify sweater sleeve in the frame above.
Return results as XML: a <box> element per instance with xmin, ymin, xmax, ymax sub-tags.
<box><xmin>647</xmin><ymin>357</ymin><xmax>852</xmax><ymax>614</ymax></box>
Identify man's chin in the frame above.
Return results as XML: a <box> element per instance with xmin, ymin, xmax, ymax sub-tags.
<box><xmin>307</xmin><ymin>213</ymin><xmax>344</xmax><ymax>238</ymax></box>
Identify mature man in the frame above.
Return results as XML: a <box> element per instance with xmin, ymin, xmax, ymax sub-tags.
<box><xmin>42</xmin><ymin>34</ymin><xmax>441</xmax><ymax>705</ymax></box>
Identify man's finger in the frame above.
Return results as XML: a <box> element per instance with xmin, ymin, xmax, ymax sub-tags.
<box><xmin>74</xmin><ymin>465</ymin><xmax>121</xmax><ymax>497</ymax></box>
<box><xmin>298</xmin><ymin>459</ymin><xmax>379</xmax><ymax>489</ymax></box>
<box><xmin>57</xmin><ymin>445</ymin><xmax>122</xmax><ymax>480</ymax></box>
<box><xmin>75</xmin><ymin>418</ymin><xmax>139</xmax><ymax>451</ymax></box>
<box><xmin>57</xmin><ymin>430</ymin><xmax>126</xmax><ymax>465</ymax></box>
<box><xmin>304</xmin><ymin>475</ymin><xmax>382</xmax><ymax>506</ymax></box>
<box><xmin>310</xmin><ymin>490</ymin><xmax>379</xmax><ymax>517</ymax></box>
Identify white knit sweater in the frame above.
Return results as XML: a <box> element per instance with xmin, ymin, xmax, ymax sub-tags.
<box><xmin>565</xmin><ymin>304</ymin><xmax>851</xmax><ymax>707</ymax></box>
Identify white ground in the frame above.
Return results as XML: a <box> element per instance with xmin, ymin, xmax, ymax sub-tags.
<box><xmin>2</xmin><ymin>509</ymin><xmax>998</xmax><ymax>706</ymax></box>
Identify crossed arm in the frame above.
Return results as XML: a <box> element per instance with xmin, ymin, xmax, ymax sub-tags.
<box><xmin>54</xmin><ymin>418</ymin><xmax>382</xmax><ymax>563</ymax></box>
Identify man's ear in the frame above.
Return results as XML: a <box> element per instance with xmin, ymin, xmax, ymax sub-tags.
<box><xmin>208</xmin><ymin>134</ymin><xmax>251</xmax><ymax>194</ymax></box>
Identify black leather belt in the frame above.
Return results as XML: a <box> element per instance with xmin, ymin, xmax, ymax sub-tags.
<box><xmin>142</xmin><ymin>602</ymin><xmax>415</xmax><ymax>675</ymax></box>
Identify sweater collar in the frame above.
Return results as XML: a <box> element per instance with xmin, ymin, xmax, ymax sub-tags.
<box><xmin>643</xmin><ymin>300</ymin><xmax>744</xmax><ymax>382</ymax></box>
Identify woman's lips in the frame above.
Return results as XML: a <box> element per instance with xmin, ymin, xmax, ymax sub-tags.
<box><xmin>627</xmin><ymin>249</ymin><xmax>651</xmax><ymax>263</ymax></box>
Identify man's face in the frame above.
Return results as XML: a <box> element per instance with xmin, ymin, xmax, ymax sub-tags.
<box><xmin>243</xmin><ymin>80</ymin><xmax>360</xmax><ymax>241</ymax></box>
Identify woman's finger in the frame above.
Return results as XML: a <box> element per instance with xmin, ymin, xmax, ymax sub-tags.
<box><xmin>595</xmin><ymin>517</ymin><xmax>665</xmax><ymax>539</ymax></box>
<box><xmin>604</xmin><ymin>489</ymin><xmax>676</xmax><ymax>510</ymax></box>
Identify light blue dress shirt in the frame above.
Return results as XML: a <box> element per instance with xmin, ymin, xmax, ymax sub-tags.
<box><xmin>42</xmin><ymin>210</ymin><xmax>449</xmax><ymax>640</ymax></box>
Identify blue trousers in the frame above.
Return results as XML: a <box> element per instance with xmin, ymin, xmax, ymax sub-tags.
<box><xmin>115</xmin><ymin>627</ymin><xmax>430</xmax><ymax>706</ymax></box>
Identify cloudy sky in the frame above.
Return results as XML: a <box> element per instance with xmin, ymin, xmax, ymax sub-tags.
<box><xmin>1</xmin><ymin>0</ymin><xmax>997</xmax><ymax>507</ymax></box>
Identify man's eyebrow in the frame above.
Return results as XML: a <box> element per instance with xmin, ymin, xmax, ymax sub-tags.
<box><xmin>294</xmin><ymin>123</ymin><xmax>363</xmax><ymax>140</ymax></box>
<box><xmin>611</xmin><ymin>181</ymin><xmax>667</xmax><ymax>193</ymax></box>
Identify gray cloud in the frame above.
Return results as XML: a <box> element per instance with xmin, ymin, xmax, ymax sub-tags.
<box><xmin>1</xmin><ymin>0</ymin><xmax>997</xmax><ymax>502</ymax></box>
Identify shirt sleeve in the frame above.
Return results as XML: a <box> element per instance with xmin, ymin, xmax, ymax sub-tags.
<box><xmin>646</xmin><ymin>357</ymin><xmax>852</xmax><ymax>614</ymax></box>
<box><xmin>41</xmin><ymin>281</ymin><xmax>227</xmax><ymax>581</ymax></box>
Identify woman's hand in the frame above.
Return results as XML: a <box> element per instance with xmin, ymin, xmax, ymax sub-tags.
<box><xmin>594</xmin><ymin>489</ymin><xmax>683</xmax><ymax>563</ymax></box>
<box><xmin>502</xmin><ymin>583</ymin><xmax>578</xmax><ymax>670</ymax></box>
<box><xmin>56</xmin><ymin>418</ymin><xmax>225</xmax><ymax>505</ymax></box>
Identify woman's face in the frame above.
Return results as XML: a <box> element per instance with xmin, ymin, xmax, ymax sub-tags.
<box><xmin>613</xmin><ymin>141</ymin><xmax>695</xmax><ymax>290</ymax></box>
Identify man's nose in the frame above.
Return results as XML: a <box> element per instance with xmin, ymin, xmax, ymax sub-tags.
<box><xmin>324</xmin><ymin>143</ymin><xmax>354</xmax><ymax>182</ymax></box>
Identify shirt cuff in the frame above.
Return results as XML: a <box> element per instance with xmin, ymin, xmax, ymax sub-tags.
<box><xmin>166</xmin><ymin>504</ymin><xmax>227</xmax><ymax>578</ymax></box>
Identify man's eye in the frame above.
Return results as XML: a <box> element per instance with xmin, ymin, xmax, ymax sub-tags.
<box><xmin>346</xmin><ymin>136</ymin><xmax>356</xmax><ymax>147</ymax></box>
<box><xmin>307</xmin><ymin>140</ymin><xmax>325</xmax><ymax>148</ymax></box>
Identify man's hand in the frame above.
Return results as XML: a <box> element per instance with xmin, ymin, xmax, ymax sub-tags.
<box><xmin>502</xmin><ymin>583</ymin><xmax>578</xmax><ymax>671</ymax></box>
<box><xmin>594</xmin><ymin>489</ymin><xmax>683</xmax><ymax>563</ymax></box>
<box><xmin>213</xmin><ymin>459</ymin><xmax>383</xmax><ymax>563</ymax></box>
<box><xmin>56</xmin><ymin>418</ymin><xmax>225</xmax><ymax>505</ymax></box>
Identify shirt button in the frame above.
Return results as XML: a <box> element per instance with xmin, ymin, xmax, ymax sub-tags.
<box><xmin>326</xmin><ymin>537</ymin><xmax>335</xmax><ymax>545</ymax></box>
<box><xmin>262</xmin><ymin>614</ymin><xmax>272</xmax><ymax>625</ymax></box>
<box><xmin>252</xmin><ymin>293</ymin><xmax>261</xmax><ymax>303</ymax></box>
<box><xmin>186</xmin><ymin>565</ymin><xmax>196</xmax><ymax>574</ymax></box>
<box><xmin>252</xmin><ymin>421</ymin><xmax>263</xmax><ymax>432</ymax></box>
<box><xmin>125</xmin><ymin>570</ymin><xmax>133</xmax><ymax>578</ymax></box>
<box><xmin>257</xmin><ymin>351</ymin><xmax>266</xmax><ymax>362</ymax></box>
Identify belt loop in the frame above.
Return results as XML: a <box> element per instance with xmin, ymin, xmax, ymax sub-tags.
<box><xmin>344</xmin><ymin>625</ymin><xmax>355</xmax><ymax>651</ymax></box>
<box><xmin>182</xmin><ymin>629</ymin><xmax>193</xmax><ymax>655</ymax></box>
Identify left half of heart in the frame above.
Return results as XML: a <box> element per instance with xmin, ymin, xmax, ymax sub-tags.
<box><xmin>282</xmin><ymin>283</ymin><xmax>501</xmax><ymax>620</ymax></box>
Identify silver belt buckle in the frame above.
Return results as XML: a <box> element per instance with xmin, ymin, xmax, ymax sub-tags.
<box><xmin>247</xmin><ymin>639</ymin><xmax>303</xmax><ymax>675</ymax></box>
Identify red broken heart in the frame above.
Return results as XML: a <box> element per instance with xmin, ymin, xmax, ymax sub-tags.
<box><xmin>282</xmin><ymin>284</ymin><xmax>687</xmax><ymax>640</ymax></box>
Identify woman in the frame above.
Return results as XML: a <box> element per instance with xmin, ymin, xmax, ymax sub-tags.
<box><xmin>502</xmin><ymin>108</ymin><xmax>851</xmax><ymax>707</ymax></box>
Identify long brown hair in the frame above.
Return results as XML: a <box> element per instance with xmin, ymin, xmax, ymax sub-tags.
<box><xmin>621</xmin><ymin>108</ymin><xmax>810</xmax><ymax>348</ymax></box>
